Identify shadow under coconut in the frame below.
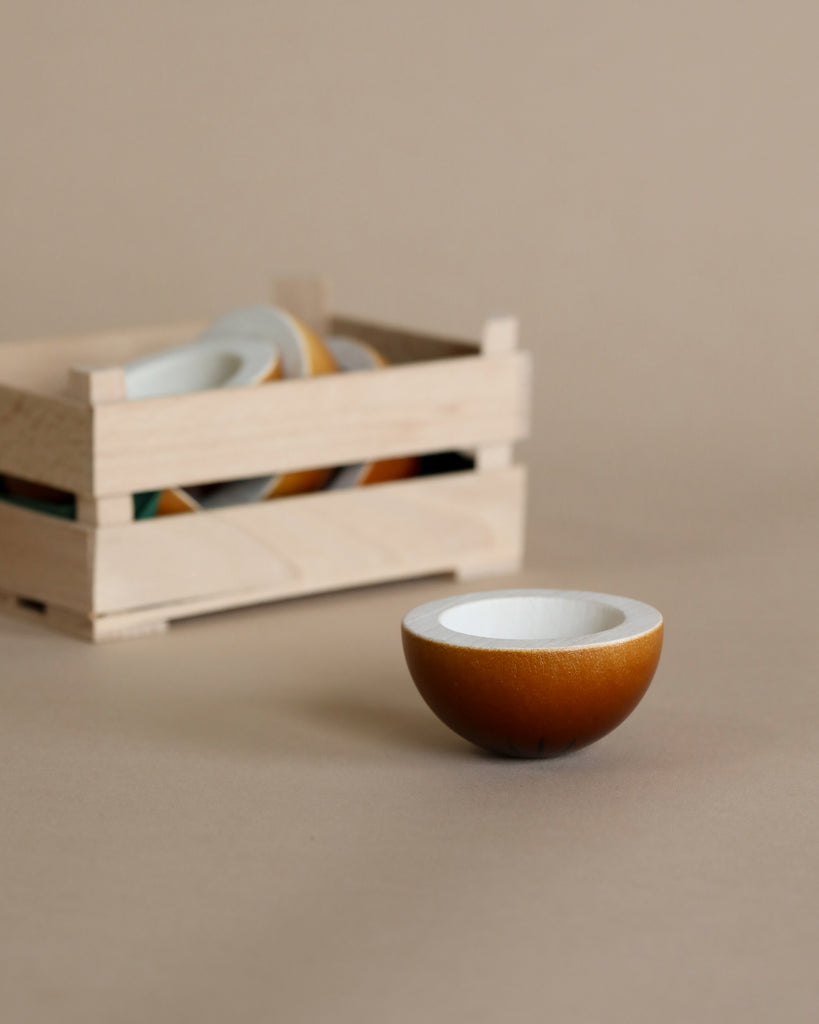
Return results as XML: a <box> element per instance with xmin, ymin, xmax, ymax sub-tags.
<box><xmin>80</xmin><ymin>669</ymin><xmax>470</xmax><ymax>761</ymax></box>
<box><xmin>278</xmin><ymin>692</ymin><xmax>469</xmax><ymax>757</ymax></box>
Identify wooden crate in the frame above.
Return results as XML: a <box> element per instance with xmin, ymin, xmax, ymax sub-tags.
<box><xmin>0</xmin><ymin>277</ymin><xmax>530</xmax><ymax>641</ymax></box>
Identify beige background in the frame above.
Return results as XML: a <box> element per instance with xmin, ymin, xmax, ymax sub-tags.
<box><xmin>1</xmin><ymin>3</ymin><xmax>817</xmax><ymax>1021</ymax></box>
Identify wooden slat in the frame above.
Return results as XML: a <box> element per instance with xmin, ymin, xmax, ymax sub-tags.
<box><xmin>67</xmin><ymin>365</ymin><xmax>128</xmax><ymax>404</ymax></box>
<box><xmin>475</xmin><ymin>444</ymin><xmax>514</xmax><ymax>472</ymax></box>
<box><xmin>67</xmin><ymin>366</ymin><xmax>134</xmax><ymax>525</ymax></box>
<box><xmin>0</xmin><ymin>383</ymin><xmax>92</xmax><ymax>492</ymax></box>
<box><xmin>91</xmin><ymin>467</ymin><xmax>526</xmax><ymax>616</ymax></box>
<box><xmin>0</xmin><ymin>590</ymin><xmax>93</xmax><ymax>642</ymax></box>
<box><xmin>328</xmin><ymin>316</ymin><xmax>480</xmax><ymax>364</ymax></box>
<box><xmin>0</xmin><ymin>503</ymin><xmax>93</xmax><ymax>612</ymax></box>
<box><xmin>481</xmin><ymin>316</ymin><xmax>519</xmax><ymax>355</ymax></box>
<box><xmin>90</xmin><ymin>614</ymin><xmax>169</xmax><ymax>642</ymax></box>
<box><xmin>90</xmin><ymin>352</ymin><xmax>531</xmax><ymax>495</ymax></box>
<box><xmin>76</xmin><ymin>495</ymin><xmax>134</xmax><ymax>526</ymax></box>
<box><xmin>0</xmin><ymin>589</ymin><xmax>168</xmax><ymax>642</ymax></box>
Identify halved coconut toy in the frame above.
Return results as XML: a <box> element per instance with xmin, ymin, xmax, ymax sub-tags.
<box><xmin>123</xmin><ymin>329</ymin><xmax>283</xmax><ymax>515</ymax></box>
<box><xmin>325</xmin><ymin>337</ymin><xmax>419</xmax><ymax>488</ymax></box>
<box><xmin>185</xmin><ymin>306</ymin><xmax>339</xmax><ymax>509</ymax></box>
<box><xmin>124</xmin><ymin>335</ymin><xmax>281</xmax><ymax>399</ymax></box>
<box><xmin>402</xmin><ymin>589</ymin><xmax>664</xmax><ymax>758</ymax></box>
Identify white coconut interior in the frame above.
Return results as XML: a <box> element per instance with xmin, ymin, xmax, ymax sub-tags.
<box><xmin>439</xmin><ymin>595</ymin><xmax>625</xmax><ymax>640</ymax></box>
<box><xmin>125</xmin><ymin>349</ymin><xmax>241</xmax><ymax>398</ymax></box>
<box><xmin>404</xmin><ymin>589</ymin><xmax>662</xmax><ymax>650</ymax></box>
<box><xmin>124</xmin><ymin>336</ymin><xmax>277</xmax><ymax>399</ymax></box>
<box><xmin>199</xmin><ymin>305</ymin><xmax>308</xmax><ymax>377</ymax></box>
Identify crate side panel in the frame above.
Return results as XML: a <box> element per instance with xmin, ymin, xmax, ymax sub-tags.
<box><xmin>92</xmin><ymin>467</ymin><xmax>526</xmax><ymax>615</ymax></box>
<box><xmin>328</xmin><ymin>316</ymin><xmax>480</xmax><ymax>364</ymax></box>
<box><xmin>0</xmin><ymin>384</ymin><xmax>92</xmax><ymax>492</ymax></box>
<box><xmin>0</xmin><ymin>320</ymin><xmax>208</xmax><ymax>396</ymax></box>
<box><xmin>91</xmin><ymin>353</ymin><xmax>530</xmax><ymax>495</ymax></box>
<box><xmin>0</xmin><ymin>504</ymin><xmax>93</xmax><ymax>612</ymax></box>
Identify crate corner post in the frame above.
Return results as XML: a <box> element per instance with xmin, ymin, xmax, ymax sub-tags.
<box><xmin>272</xmin><ymin>274</ymin><xmax>331</xmax><ymax>337</ymax></box>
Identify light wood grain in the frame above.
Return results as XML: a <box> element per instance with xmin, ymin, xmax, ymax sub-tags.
<box><xmin>0</xmin><ymin>383</ymin><xmax>92</xmax><ymax>492</ymax></box>
<box><xmin>475</xmin><ymin>444</ymin><xmax>514</xmax><ymax>472</ymax></box>
<box><xmin>91</xmin><ymin>467</ymin><xmax>526</xmax><ymax>617</ymax></box>
<box><xmin>0</xmin><ymin>589</ymin><xmax>168</xmax><ymax>641</ymax></box>
<box><xmin>67</xmin><ymin>365</ymin><xmax>128</xmax><ymax>404</ymax></box>
<box><xmin>89</xmin><ymin>352</ymin><xmax>531</xmax><ymax>495</ymax></box>
<box><xmin>0</xmin><ymin>503</ymin><xmax>93</xmax><ymax>611</ymax></box>
<box><xmin>67</xmin><ymin>368</ymin><xmax>134</xmax><ymax>524</ymax></box>
<box><xmin>89</xmin><ymin>613</ymin><xmax>169</xmax><ymax>642</ymax></box>
<box><xmin>76</xmin><ymin>495</ymin><xmax>134</xmax><ymax>526</ymax></box>
<box><xmin>481</xmin><ymin>316</ymin><xmax>519</xmax><ymax>355</ymax></box>
<box><xmin>328</xmin><ymin>316</ymin><xmax>480</xmax><ymax>364</ymax></box>
<box><xmin>0</xmin><ymin>592</ymin><xmax>93</xmax><ymax>642</ymax></box>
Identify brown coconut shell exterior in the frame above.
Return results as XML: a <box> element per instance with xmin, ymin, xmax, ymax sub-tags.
<box><xmin>402</xmin><ymin>622</ymin><xmax>663</xmax><ymax>757</ymax></box>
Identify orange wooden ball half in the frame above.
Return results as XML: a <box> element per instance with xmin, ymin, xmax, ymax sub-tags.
<box><xmin>402</xmin><ymin>589</ymin><xmax>663</xmax><ymax>758</ymax></box>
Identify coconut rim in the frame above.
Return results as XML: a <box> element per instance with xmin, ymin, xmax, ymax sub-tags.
<box><xmin>402</xmin><ymin>589</ymin><xmax>663</xmax><ymax>652</ymax></box>
<box><xmin>123</xmin><ymin>335</ymin><xmax>280</xmax><ymax>399</ymax></box>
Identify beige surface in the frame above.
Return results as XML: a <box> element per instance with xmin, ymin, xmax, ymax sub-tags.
<box><xmin>2</xmin><ymin>499</ymin><xmax>817</xmax><ymax>1023</ymax></box>
<box><xmin>1</xmin><ymin>2</ymin><xmax>818</xmax><ymax>1021</ymax></box>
